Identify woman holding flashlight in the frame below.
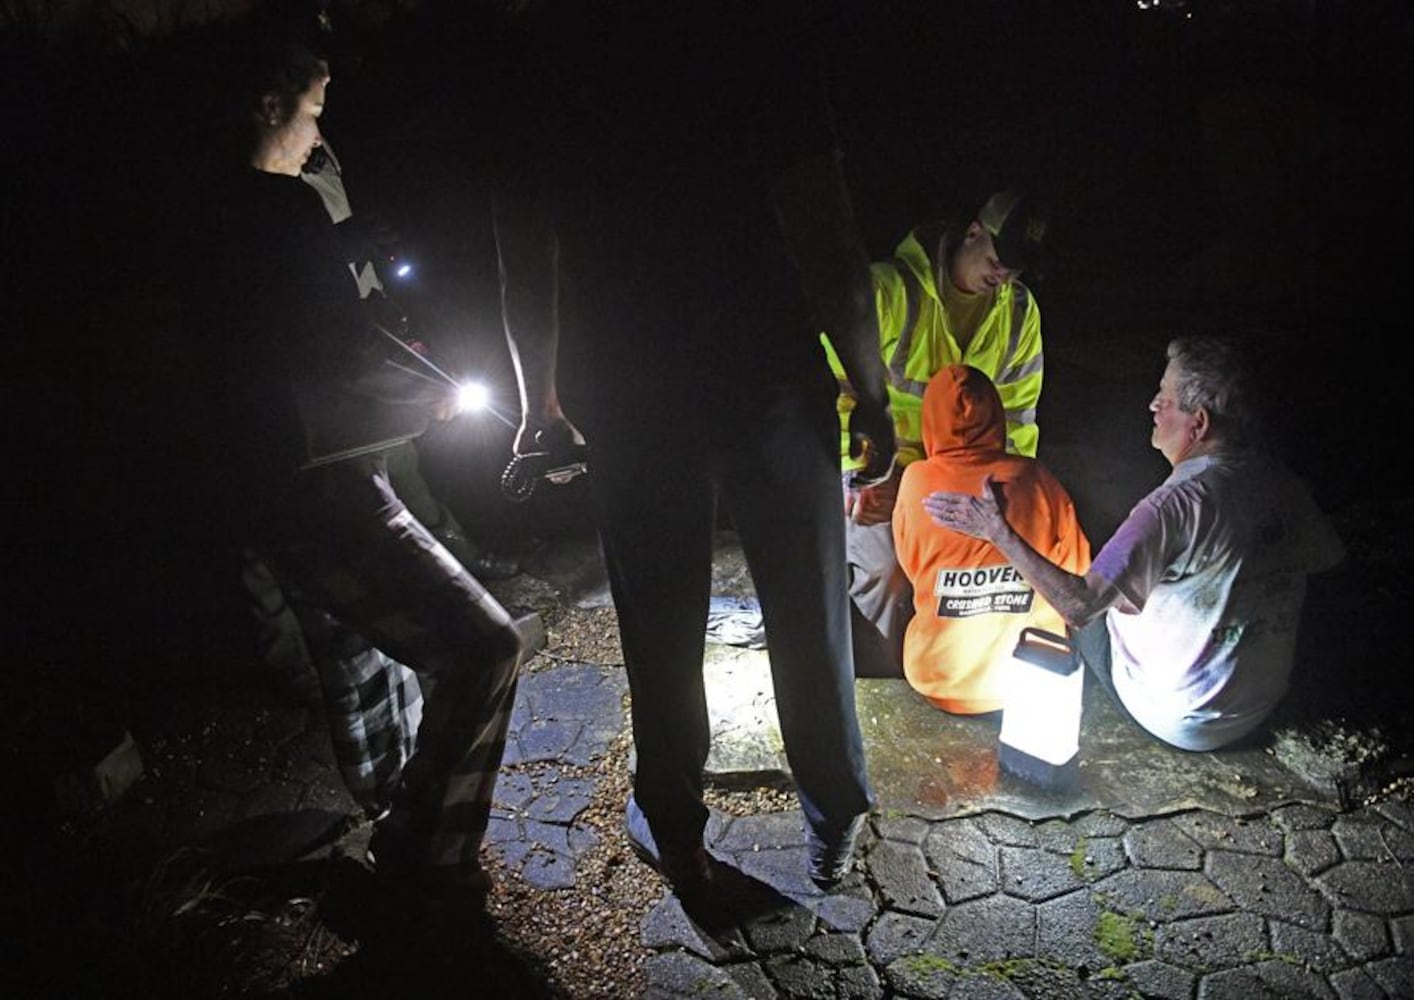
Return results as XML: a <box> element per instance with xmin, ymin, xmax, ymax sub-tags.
<box><xmin>197</xmin><ymin>38</ymin><xmax>524</xmax><ymax>906</ymax></box>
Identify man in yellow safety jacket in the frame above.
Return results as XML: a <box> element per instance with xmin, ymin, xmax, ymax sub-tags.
<box><xmin>823</xmin><ymin>190</ymin><xmax>1047</xmax><ymax>675</ymax></box>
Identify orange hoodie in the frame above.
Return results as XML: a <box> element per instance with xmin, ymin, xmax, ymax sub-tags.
<box><xmin>893</xmin><ymin>365</ymin><xmax>1091</xmax><ymax>713</ymax></box>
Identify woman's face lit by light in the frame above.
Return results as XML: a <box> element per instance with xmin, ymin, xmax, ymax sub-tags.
<box><xmin>255</xmin><ymin>74</ymin><xmax>328</xmax><ymax>177</ymax></box>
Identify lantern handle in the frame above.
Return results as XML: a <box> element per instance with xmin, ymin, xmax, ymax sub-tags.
<box><xmin>1018</xmin><ymin>627</ymin><xmax>1069</xmax><ymax>649</ymax></box>
<box><xmin>1012</xmin><ymin>627</ymin><xmax>1076</xmax><ymax>674</ymax></box>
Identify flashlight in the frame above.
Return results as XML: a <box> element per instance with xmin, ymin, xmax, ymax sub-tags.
<box><xmin>381</xmin><ymin>253</ymin><xmax>414</xmax><ymax>281</ymax></box>
<box><xmin>456</xmin><ymin>381</ymin><xmax>490</xmax><ymax>414</ymax></box>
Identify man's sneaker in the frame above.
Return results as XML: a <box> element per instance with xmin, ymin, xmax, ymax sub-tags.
<box><xmin>807</xmin><ymin>814</ymin><xmax>865</xmax><ymax>887</ymax></box>
<box><xmin>624</xmin><ymin>795</ymin><xmax>713</xmax><ymax>898</ymax></box>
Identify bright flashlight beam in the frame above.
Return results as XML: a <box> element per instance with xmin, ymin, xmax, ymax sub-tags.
<box><xmin>384</xmin><ymin>359</ymin><xmax>448</xmax><ymax>386</ymax></box>
<box><xmin>374</xmin><ymin>322</ymin><xmax>520</xmax><ymax>428</ymax></box>
<box><xmin>456</xmin><ymin>381</ymin><xmax>489</xmax><ymax>413</ymax></box>
<box><xmin>481</xmin><ymin>404</ymin><xmax>519</xmax><ymax>429</ymax></box>
<box><xmin>372</xmin><ymin>320</ymin><xmax>461</xmax><ymax>387</ymax></box>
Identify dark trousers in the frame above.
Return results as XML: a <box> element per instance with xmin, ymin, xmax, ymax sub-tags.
<box><xmin>588</xmin><ymin>380</ymin><xmax>873</xmax><ymax>848</ymax></box>
<box><xmin>240</xmin><ymin>439</ymin><xmax>462</xmax><ymax>725</ymax></box>
<box><xmin>1072</xmin><ymin>615</ymin><xmax>1119</xmax><ymax>703</ymax></box>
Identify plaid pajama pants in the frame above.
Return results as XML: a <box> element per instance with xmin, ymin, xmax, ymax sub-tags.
<box><xmin>240</xmin><ymin>547</ymin><xmax>424</xmax><ymax>817</ymax></box>
<box><xmin>258</xmin><ymin>456</ymin><xmax>522</xmax><ymax>876</ymax></box>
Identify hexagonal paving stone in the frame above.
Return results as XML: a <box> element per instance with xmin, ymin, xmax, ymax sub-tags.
<box><xmin>1092</xmin><ymin>867</ymin><xmax>1235</xmax><ymax>923</ymax></box>
<box><xmin>1205</xmin><ymin>849</ymin><xmax>1331</xmax><ymax>929</ymax></box>
<box><xmin>1125</xmin><ymin>817</ymin><xmax>1205</xmax><ymax>870</ymax></box>
<box><xmin>1316</xmin><ymin>860</ymin><xmax>1414</xmax><ymax>915</ymax></box>
<box><xmin>1154</xmin><ymin>911</ymin><xmax>1265</xmax><ymax>969</ymax></box>
<box><xmin>1170</xmin><ymin>811</ymin><xmax>1283</xmax><ymax>856</ymax></box>
<box><xmin>1199</xmin><ymin>960</ymin><xmax>1336</xmax><ymax>999</ymax></box>
<box><xmin>926</xmin><ymin>893</ymin><xmax>1038</xmax><ymax>967</ymax></box>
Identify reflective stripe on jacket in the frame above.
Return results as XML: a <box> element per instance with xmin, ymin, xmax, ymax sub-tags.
<box><xmin>823</xmin><ymin>226</ymin><xmax>1042</xmax><ymax>469</ymax></box>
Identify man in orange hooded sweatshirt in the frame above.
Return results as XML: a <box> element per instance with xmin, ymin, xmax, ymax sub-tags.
<box><xmin>893</xmin><ymin>365</ymin><xmax>1090</xmax><ymax>713</ymax></box>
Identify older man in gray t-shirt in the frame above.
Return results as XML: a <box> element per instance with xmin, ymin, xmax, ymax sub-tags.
<box><xmin>923</xmin><ymin>335</ymin><xmax>1344</xmax><ymax>751</ymax></box>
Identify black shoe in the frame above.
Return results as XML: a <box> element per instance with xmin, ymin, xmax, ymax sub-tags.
<box><xmin>469</xmin><ymin>549</ymin><xmax>522</xmax><ymax>581</ymax></box>
<box><xmin>623</xmin><ymin>795</ymin><xmax>713</xmax><ymax>898</ymax></box>
<box><xmin>807</xmin><ymin>814</ymin><xmax>865</xmax><ymax>888</ymax></box>
<box><xmin>367</xmin><ymin>825</ymin><xmax>493</xmax><ymax>908</ymax></box>
<box><xmin>431</xmin><ymin>524</ymin><xmax>522</xmax><ymax>581</ymax></box>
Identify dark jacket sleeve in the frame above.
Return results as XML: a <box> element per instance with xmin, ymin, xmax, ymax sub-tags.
<box><xmin>210</xmin><ymin>171</ymin><xmax>446</xmax><ymax>478</ymax></box>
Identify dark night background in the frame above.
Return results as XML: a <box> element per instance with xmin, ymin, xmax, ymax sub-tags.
<box><xmin>3</xmin><ymin>0</ymin><xmax>1411</xmax><ymax>920</ymax></box>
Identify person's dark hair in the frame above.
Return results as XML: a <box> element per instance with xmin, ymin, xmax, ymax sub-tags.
<box><xmin>245</xmin><ymin>39</ymin><xmax>327</xmax><ymax>124</ymax></box>
<box><xmin>1166</xmin><ymin>336</ymin><xmax>1260</xmax><ymax>448</ymax></box>
<box><xmin>222</xmin><ymin>38</ymin><xmax>327</xmax><ymax>159</ymax></box>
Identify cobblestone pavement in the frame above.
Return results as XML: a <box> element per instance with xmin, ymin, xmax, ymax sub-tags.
<box><xmin>44</xmin><ymin>514</ymin><xmax>1408</xmax><ymax>999</ymax></box>
<box><xmin>490</xmin><ymin>658</ymin><xmax>1414</xmax><ymax>1000</ymax></box>
<box><xmin>90</xmin><ymin>645</ymin><xmax>1412</xmax><ymax>999</ymax></box>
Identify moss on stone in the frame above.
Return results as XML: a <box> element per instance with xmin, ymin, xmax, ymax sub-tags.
<box><xmin>900</xmin><ymin>953</ymin><xmax>962</xmax><ymax>977</ymax></box>
<box><xmin>1070</xmin><ymin>836</ymin><xmax>1089</xmax><ymax>878</ymax></box>
<box><xmin>1094</xmin><ymin>909</ymin><xmax>1152</xmax><ymax>965</ymax></box>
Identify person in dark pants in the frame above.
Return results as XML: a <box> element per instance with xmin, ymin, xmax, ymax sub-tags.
<box><xmin>489</xmin><ymin>2</ymin><xmax>895</xmax><ymax>892</ymax></box>
<box><xmin>198</xmin><ymin>40</ymin><xmax>524</xmax><ymax>902</ymax></box>
<box><xmin>241</xmin><ymin>120</ymin><xmax>521</xmax><ymax>718</ymax></box>
<box><xmin>237</xmin><ymin>0</ymin><xmax>522</xmax><ymax>717</ymax></box>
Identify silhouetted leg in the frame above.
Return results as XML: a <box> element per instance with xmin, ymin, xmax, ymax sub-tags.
<box><xmin>719</xmin><ymin>382</ymin><xmax>873</xmax><ymax>838</ymax></box>
<box><xmin>589</xmin><ymin>434</ymin><xmax>716</xmax><ymax>850</ymax></box>
<box><xmin>263</xmin><ymin>460</ymin><xmax>522</xmax><ymax>878</ymax></box>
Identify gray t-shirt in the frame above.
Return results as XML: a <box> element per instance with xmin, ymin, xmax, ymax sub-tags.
<box><xmin>300</xmin><ymin>140</ymin><xmax>383</xmax><ymax>300</ymax></box>
<box><xmin>1093</xmin><ymin>452</ymin><xmax>1345</xmax><ymax>750</ymax></box>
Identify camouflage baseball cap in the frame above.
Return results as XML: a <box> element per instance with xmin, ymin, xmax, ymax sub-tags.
<box><xmin>978</xmin><ymin>190</ymin><xmax>1048</xmax><ymax>272</ymax></box>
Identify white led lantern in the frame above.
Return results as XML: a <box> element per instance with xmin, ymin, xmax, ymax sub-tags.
<box><xmin>998</xmin><ymin>627</ymin><xmax>1083</xmax><ymax>789</ymax></box>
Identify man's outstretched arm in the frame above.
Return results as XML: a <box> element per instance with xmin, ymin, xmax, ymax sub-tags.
<box><xmin>773</xmin><ymin>150</ymin><xmax>895</xmax><ymax>486</ymax></box>
<box><xmin>924</xmin><ymin>474</ymin><xmax>1120</xmax><ymax>627</ymax></box>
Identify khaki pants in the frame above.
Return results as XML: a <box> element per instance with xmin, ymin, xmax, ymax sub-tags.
<box><xmin>843</xmin><ymin>516</ymin><xmax>912</xmax><ymax>678</ymax></box>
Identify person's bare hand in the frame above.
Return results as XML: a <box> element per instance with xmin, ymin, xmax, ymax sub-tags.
<box><xmin>514</xmin><ymin>411</ymin><xmax>585</xmax><ymax>457</ymax></box>
<box><xmin>432</xmin><ymin>390</ymin><xmax>460</xmax><ymax>423</ymax></box>
<box><xmin>847</xmin><ymin>464</ymin><xmax>901</xmax><ymax>526</ymax></box>
<box><xmin>847</xmin><ymin>397</ymin><xmax>896</xmax><ymax>489</ymax></box>
<box><xmin>922</xmin><ymin>474</ymin><xmax>1006</xmax><ymax>540</ymax></box>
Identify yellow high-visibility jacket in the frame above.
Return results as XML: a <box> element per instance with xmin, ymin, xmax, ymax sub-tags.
<box><xmin>824</xmin><ymin>225</ymin><xmax>1042</xmax><ymax>469</ymax></box>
